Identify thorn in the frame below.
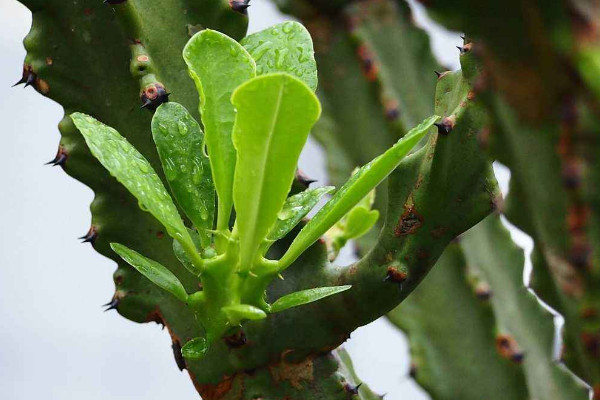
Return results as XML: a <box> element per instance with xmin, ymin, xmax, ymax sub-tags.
<box><xmin>172</xmin><ymin>341</ymin><xmax>187</xmax><ymax>371</ymax></box>
<box><xmin>385</xmin><ymin>265</ymin><xmax>407</xmax><ymax>285</ymax></box>
<box><xmin>103</xmin><ymin>296</ymin><xmax>120</xmax><ymax>311</ymax></box>
<box><xmin>45</xmin><ymin>146</ymin><xmax>68</xmax><ymax>167</ymax></box>
<box><xmin>456</xmin><ymin>46</ymin><xmax>466</xmax><ymax>54</ymax></box>
<box><xmin>434</xmin><ymin>117</ymin><xmax>455</xmax><ymax>135</ymax></box>
<box><xmin>409</xmin><ymin>362</ymin><xmax>417</xmax><ymax>378</ymax></box>
<box><xmin>24</xmin><ymin>73</ymin><xmax>36</xmax><ymax>88</ymax></box>
<box><xmin>12</xmin><ymin>76</ymin><xmax>27</xmax><ymax>87</ymax></box>
<box><xmin>229</xmin><ymin>0</ymin><xmax>250</xmax><ymax>15</ymax></box>
<box><xmin>295</xmin><ymin>169</ymin><xmax>317</xmax><ymax>188</ymax></box>
<box><xmin>140</xmin><ymin>83</ymin><xmax>169</xmax><ymax>111</ymax></box>
<box><xmin>434</xmin><ymin>71</ymin><xmax>442</xmax><ymax>78</ymax></box>
<box><xmin>103</xmin><ymin>0</ymin><xmax>127</xmax><ymax>4</ymax></box>
<box><xmin>344</xmin><ymin>383</ymin><xmax>362</xmax><ymax>395</ymax></box>
<box><xmin>79</xmin><ymin>225</ymin><xmax>98</xmax><ymax>244</ymax></box>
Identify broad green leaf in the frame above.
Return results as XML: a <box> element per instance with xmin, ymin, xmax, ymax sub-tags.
<box><xmin>278</xmin><ymin>115</ymin><xmax>439</xmax><ymax>270</ymax></box>
<box><xmin>173</xmin><ymin>228</ymin><xmax>203</xmax><ymax>272</ymax></box>
<box><xmin>241</xmin><ymin>21</ymin><xmax>318</xmax><ymax>91</ymax></box>
<box><xmin>152</xmin><ymin>103</ymin><xmax>214</xmax><ymax>247</ymax></box>
<box><xmin>110</xmin><ymin>243</ymin><xmax>188</xmax><ymax>303</ymax></box>
<box><xmin>183</xmin><ymin>30</ymin><xmax>256</xmax><ymax>232</ymax></box>
<box><xmin>181</xmin><ymin>337</ymin><xmax>208</xmax><ymax>360</ymax></box>
<box><xmin>267</xmin><ymin>186</ymin><xmax>334</xmax><ymax>241</ymax></box>
<box><xmin>71</xmin><ymin>113</ymin><xmax>196</xmax><ymax>255</ymax></box>
<box><xmin>222</xmin><ymin>304</ymin><xmax>267</xmax><ymax>325</ymax></box>
<box><xmin>231</xmin><ymin>73</ymin><xmax>321</xmax><ymax>272</ymax></box>
<box><xmin>270</xmin><ymin>285</ymin><xmax>352</xmax><ymax>313</ymax></box>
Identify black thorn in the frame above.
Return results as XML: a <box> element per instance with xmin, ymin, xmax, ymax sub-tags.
<box><xmin>140</xmin><ymin>84</ymin><xmax>169</xmax><ymax>111</ymax></box>
<box><xmin>172</xmin><ymin>341</ymin><xmax>187</xmax><ymax>371</ymax></box>
<box><xmin>103</xmin><ymin>0</ymin><xmax>127</xmax><ymax>4</ymax></box>
<box><xmin>45</xmin><ymin>147</ymin><xmax>68</xmax><ymax>167</ymax></box>
<box><xmin>344</xmin><ymin>383</ymin><xmax>362</xmax><ymax>395</ymax></box>
<box><xmin>230</xmin><ymin>0</ymin><xmax>251</xmax><ymax>14</ymax></box>
<box><xmin>295</xmin><ymin>169</ymin><xmax>317</xmax><ymax>187</ymax></box>
<box><xmin>456</xmin><ymin>46</ymin><xmax>466</xmax><ymax>54</ymax></box>
<box><xmin>12</xmin><ymin>76</ymin><xmax>27</xmax><ymax>87</ymax></box>
<box><xmin>24</xmin><ymin>73</ymin><xmax>36</xmax><ymax>88</ymax></box>
<box><xmin>434</xmin><ymin>71</ymin><xmax>442</xmax><ymax>78</ymax></box>
<box><xmin>434</xmin><ymin>121</ymin><xmax>453</xmax><ymax>135</ymax></box>
<box><xmin>103</xmin><ymin>297</ymin><xmax>120</xmax><ymax>311</ymax></box>
<box><xmin>79</xmin><ymin>226</ymin><xmax>98</xmax><ymax>244</ymax></box>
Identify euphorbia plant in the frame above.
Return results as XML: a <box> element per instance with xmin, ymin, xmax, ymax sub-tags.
<box><xmin>71</xmin><ymin>25</ymin><xmax>438</xmax><ymax>360</ymax></box>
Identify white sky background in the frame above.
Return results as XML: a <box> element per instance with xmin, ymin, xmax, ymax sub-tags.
<box><xmin>0</xmin><ymin>1</ymin><xmax>523</xmax><ymax>399</ymax></box>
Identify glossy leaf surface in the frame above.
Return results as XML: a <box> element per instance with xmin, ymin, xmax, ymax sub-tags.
<box><xmin>152</xmin><ymin>103</ymin><xmax>215</xmax><ymax>247</ymax></box>
<box><xmin>183</xmin><ymin>30</ymin><xmax>256</xmax><ymax>231</ymax></box>
<box><xmin>231</xmin><ymin>73</ymin><xmax>321</xmax><ymax>272</ymax></box>
<box><xmin>111</xmin><ymin>243</ymin><xmax>188</xmax><ymax>303</ymax></box>
<box><xmin>270</xmin><ymin>285</ymin><xmax>352</xmax><ymax>313</ymax></box>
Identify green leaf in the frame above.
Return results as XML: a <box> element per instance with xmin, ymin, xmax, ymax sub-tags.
<box><xmin>183</xmin><ymin>30</ymin><xmax>256</xmax><ymax>232</ymax></box>
<box><xmin>341</xmin><ymin>206</ymin><xmax>380</xmax><ymax>240</ymax></box>
<box><xmin>241</xmin><ymin>21</ymin><xmax>318</xmax><ymax>91</ymax></box>
<box><xmin>278</xmin><ymin>115</ymin><xmax>439</xmax><ymax>270</ymax></box>
<box><xmin>222</xmin><ymin>304</ymin><xmax>267</xmax><ymax>325</ymax></box>
<box><xmin>181</xmin><ymin>337</ymin><xmax>208</xmax><ymax>360</ymax></box>
<box><xmin>270</xmin><ymin>285</ymin><xmax>352</xmax><ymax>313</ymax></box>
<box><xmin>267</xmin><ymin>186</ymin><xmax>334</xmax><ymax>241</ymax></box>
<box><xmin>110</xmin><ymin>243</ymin><xmax>188</xmax><ymax>303</ymax></box>
<box><xmin>71</xmin><ymin>113</ymin><xmax>197</xmax><ymax>258</ymax></box>
<box><xmin>231</xmin><ymin>73</ymin><xmax>321</xmax><ymax>272</ymax></box>
<box><xmin>173</xmin><ymin>228</ymin><xmax>203</xmax><ymax>272</ymax></box>
<box><xmin>152</xmin><ymin>103</ymin><xmax>215</xmax><ymax>247</ymax></box>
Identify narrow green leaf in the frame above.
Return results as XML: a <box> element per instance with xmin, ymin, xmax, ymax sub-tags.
<box><xmin>279</xmin><ymin>115</ymin><xmax>439</xmax><ymax>270</ymax></box>
<box><xmin>241</xmin><ymin>21</ymin><xmax>318</xmax><ymax>91</ymax></box>
<box><xmin>181</xmin><ymin>337</ymin><xmax>208</xmax><ymax>360</ymax></box>
<box><xmin>231</xmin><ymin>73</ymin><xmax>321</xmax><ymax>272</ymax></box>
<box><xmin>183</xmin><ymin>30</ymin><xmax>256</xmax><ymax>232</ymax></box>
<box><xmin>222</xmin><ymin>304</ymin><xmax>267</xmax><ymax>325</ymax></box>
<box><xmin>71</xmin><ymin>113</ymin><xmax>196</xmax><ymax>254</ymax></box>
<box><xmin>152</xmin><ymin>103</ymin><xmax>215</xmax><ymax>247</ymax></box>
<box><xmin>267</xmin><ymin>186</ymin><xmax>334</xmax><ymax>241</ymax></box>
<box><xmin>110</xmin><ymin>243</ymin><xmax>188</xmax><ymax>303</ymax></box>
<box><xmin>270</xmin><ymin>285</ymin><xmax>352</xmax><ymax>313</ymax></box>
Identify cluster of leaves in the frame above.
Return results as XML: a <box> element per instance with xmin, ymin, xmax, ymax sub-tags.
<box><xmin>71</xmin><ymin>22</ymin><xmax>438</xmax><ymax>360</ymax></box>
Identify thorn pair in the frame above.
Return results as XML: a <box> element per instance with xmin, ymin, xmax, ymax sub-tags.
<box><xmin>45</xmin><ymin>146</ymin><xmax>68</xmax><ymax>167</ymax></box>
<box><xmin>13</xmin><ymin>65</ymin><xmax>36</xmax><ymax>88</ymax></box>
<box><xmin>103</xmin><ymin>0</ymin><xmax>127</xmax><ymax>4</ymax></box>
<box><xmin>79</xmin><ymin>226</ymin><xmax>98</xmax><ymax>244</ymax></box>
<box><xmin>103</xmin><ymin>296</ymin><xmax>120</xmax><ymax>311</ymax></box>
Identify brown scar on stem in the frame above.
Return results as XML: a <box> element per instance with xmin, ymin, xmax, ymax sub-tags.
<box><xmin>395</xmin><ymin>203</ymin><xmax>424</xmax><ymax>236</ymax></box>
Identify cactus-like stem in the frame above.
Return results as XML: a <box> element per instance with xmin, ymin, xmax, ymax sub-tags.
<box><xmin>415</xmin><ymin>0</ymin><xmax>600</xmax><ymax>393</ymax></box>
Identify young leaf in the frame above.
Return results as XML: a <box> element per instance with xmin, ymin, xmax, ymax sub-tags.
<box><xmin>110</xmin><ymin>243</ymin><xmax>188</xmax><ymax>303</ymax></box>
<box><xmin>71</xmin><ymin>113</ymin><xmax>197</xmax><ymax>259</ymax></box>
<box><xmin>152</xmin><ymin>103</ymin><xmax>215</xmax><ymax>247</ymax></box>
<box><xmin>183</xmin><ymin>30</ymin><xmax>256</xmax><ymax>232</ymax></box>
<box><xmin>222</xmin><ymin>304</ymin><xmax>267</xmax><ymax>325</ymax></box>
<box><xmin>241</xmin><ymin>21</ymin><xmax>318</xmax><ymax>91</ymax></box>
<box><xmin>278</xmin><ymin>115</ymin><xmax>439</xmax><ymax>270</ymax></box>
<box><xmin>231</xmin><ymin>73</ymin><xmax>321</xmax><ymax>272</ymax></box>
<box><xmin>270</xmin><ymin>285</ymin><xmax>352</xmax><ymax>313</ymax></box>
<box><xmin>267</xmin><ymin>186</ymin><xmax>334</xmax><ymax>241</ymax></box>
<box><xmin>181</xmin><ymin>337</ymin><xmax>208</xmax><ymax>360</ymax></box>
<box><xmin>342</xmin><ymin>207</ymin><xmax>380</xmax><ymax>240</ymax></box>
